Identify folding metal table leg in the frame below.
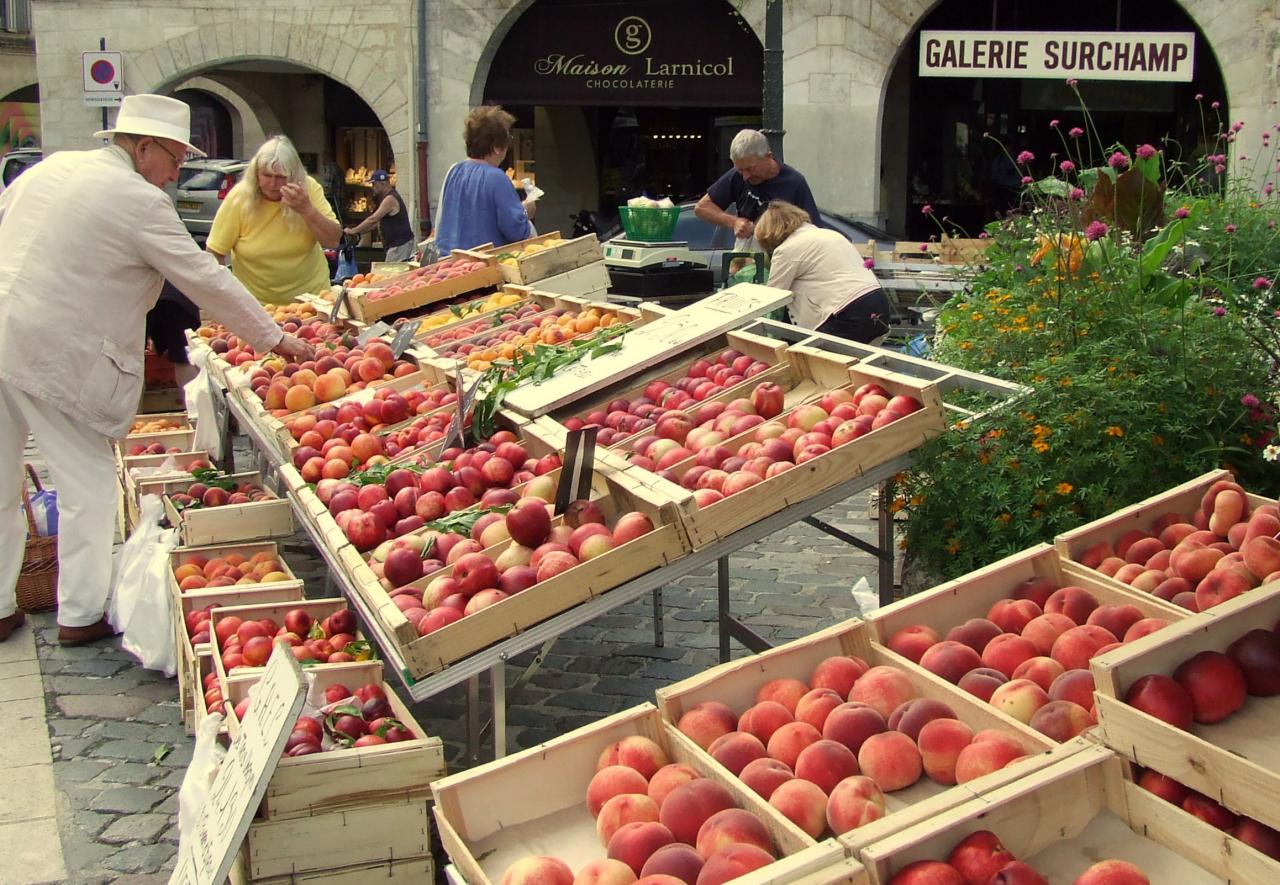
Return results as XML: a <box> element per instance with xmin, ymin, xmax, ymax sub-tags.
<box><xmin>651</xmin><ymin>588</ymin><xmax>664</xmax><ymax>648</ymax></box>
<box><xmin>491</xmin><ymin>663</ymin><xmax>506</xmax><ymax>758</ymax></box>
<box><xmin>466</xmin><ymin>674</ymin><xmax>481</xmax><ymax>764</ymax></box>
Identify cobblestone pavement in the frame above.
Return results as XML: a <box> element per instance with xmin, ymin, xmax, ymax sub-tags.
<box><xmin>24</xmin><ymin>434</ymin><xmax>889</xmax><ymax>882</ymax></box>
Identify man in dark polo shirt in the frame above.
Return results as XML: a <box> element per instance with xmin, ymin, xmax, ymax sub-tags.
<box><xmin>343</xmin><ymin>169</ymin><xmax>416</xmax><ymax>261</ymax></box>
<box><xmin>694</xmin><ymin>129</ymin><xmax>820</xmax><ymax>252</ymax></box>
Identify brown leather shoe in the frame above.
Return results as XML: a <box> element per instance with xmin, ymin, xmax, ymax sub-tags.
<box><xmin>58</xmin><ymin>617</ymin><xmax>118</xmax><ymax>647</ymax></box>
<box><xmin>0</xmin><ymin>612</ymin><xmax>25</xmax><ymax>642</ymax></box>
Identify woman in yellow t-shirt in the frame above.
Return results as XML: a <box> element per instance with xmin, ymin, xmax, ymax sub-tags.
<box><xmin>207</xmin><ymin>135</ymin><xmax>341</xmax><ymax>305</ymax></box>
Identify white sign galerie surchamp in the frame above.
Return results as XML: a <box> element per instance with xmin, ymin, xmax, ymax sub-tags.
<box><xmin>919</xmin><ymin>31</ymin><xmax>1195</xmax><ymax>82</ymax></box>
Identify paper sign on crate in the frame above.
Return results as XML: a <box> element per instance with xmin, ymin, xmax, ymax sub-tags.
<box><xmin>170</xmin><ymin>649</ymin><xmax>306</xmax><ymax>885</ymax></box>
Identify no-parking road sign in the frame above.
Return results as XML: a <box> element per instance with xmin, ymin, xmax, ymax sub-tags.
<box><xmin>83</xmin><ymin>51</ymin><xmax>123</xmax><ymax>106</ymax></box>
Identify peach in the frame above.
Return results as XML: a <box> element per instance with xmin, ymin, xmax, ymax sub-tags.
<box><xmin>707</xmin><ymin>731</ymin><xmax>767</xmax><ymax>776</ymax></box>
<box><xmin>588</xmin><ymin>765</ymin><xmax>650</xmax><ymax>816</ymax></box>
<box><xmin>981</xmin><ymin>633</ymin><xmax>1040</xmax><ymax>678</ymax></box>
<box><xmin>1122</xmin><ymin>618</ymin><xmax>1169</xmax><ymax>643</ymax></box>
<box><xmin>1245</xmin><ymin>511</ymin><xmax>1280</xmax><ymax>544</ymax></box>
<box><xmin>888</xmin><ymin>697</ymin><xmax>958</xmax><ymax>741</ymax></box>
<box><xmin>598</xmin><ymin>793</ymin><xmax>660</xmax><ymax>846</ymax></box>
<box><xmin>1048</xmin><ymin>669</ymin><xmax>1096</xmax><ymax>710</ymax></box>
<box><xmin>1086</xmin><ymin>604</ymin><xmax>1145</xmax><ymax>642</ymax></box>
<box><xmin>766</xmin><ymin>721</ymin><xmax>822</xmax><ymax>770</ymax></box>
<box><xmin>1137</xmin><ymin>769</ymin><xmax>1189</xmax><ymax>805</ymax></box>
<box><xmin>794</xmin><ymin>688</ymin><xmax>843</xmax><ymax>732</ymax></box>
<box><xmin>1096</xmin><ymin>556</ymin><xmax>1128</xmax><ymax>578</ymax></box>
<box><xmin>1171</xmin><ymin>543</ymin><xmax>1223</xmax><ymax>583</ymax></box>
<box><xmin>1195</xmin><ymin>568</ymin><xmax>1252</xmax><ymax>611</ymax></box>
<box><xmin>945</xmin><ymin>618</ymin><xmax>1003</xmax><ymax>654</ymax></box>
<box><xmin>989</xmin><ymin>679</ymin><xmax>1050</xmax><ymax>724</ymax></box>
<box><xmin>955</xmin><ymin>730</ymin><xmax>1027</xmax><ymax>783</ymax></box>
<box><xmin>1021</xmin><ymin>612</ymin><xmax>1076</xmax><ymax>655</ymax></box>
<box><xmin>889</xmin><ymin>862</ymin><xmax>966</xmax><ymax>884</ymax></box>
<box><xmin>658</xmin><ymin>779</ymin><xmax>736</xmax><ymax>844</ymax></box>
<box><xmin>1126</xmin><ymin>674</ymin><xmax>1194</xmax><ymax>729</ymax></box>
<box><xmin>809</xmin><ymin>655</ymin><xmax>869</xmax><ymax>697</ymax></box>
<box><xmin>1124</xmin><ymin>536</ymin><xmax>1166</xmax><ymax>565</ymax></box>
<box><xmin>573</xmin><ymin>858</ymin><xmax>638</xmax><ymax>885</ymax></box>
<box><xmin>822</xmin><ymin>701</ymin><xmax>887</xmax><ymax>754</ymax></box>
<box><xmin>1011</xmin><ymin>656</ymin><xmax>1066</xmax><ymax>692</ymax></box>
<box><xmin>1173</xmin><ymin>650</ymin><xmax>1247</xmax><ymax>723</ymax></box>
<box><xmin>1159</xmin><ymin>522</ymin><xmax>1199</xmax><ymax>548</ymax></box>
<box><xmin>755</xmin><ymin>677</ymin><xmax>809</xmax><ymax>714</ymax></box>
<box><xmin>825</xmin><ymin>775</ymin><xmax>886</xmax><ymax>835</ymax></box>
<box><xmin>501</xmin><ymin>856</ymin><xmax>574</xmax><ymax>885</ymax></box>
<box><xmin>1144</xmin><ymin>549</ymin><xmax>1173</xmax><ymax>572</ymax></box>
<box><xmin>948</xmin><ymin>831</ymin><xmax>1015</xmax><ymax>885</ymax></box>
<box><xmin>768</xmin><ymin>778</ymin><xmax>828</xmax><ymax>838</ymax></box>
<box><xmin>694</xmin><ymin>808</ymin><xmax>774</xmax><ymax>861</ymax></box>
<box><xmin>1115</xmin><ymin>529</ymin><xmax>1154</xmax><ymax>559</ymax></box>
<box><xmin>607</xmin><ymin>821</ymin><xmax>676</xmax><ymax>877</ymax></box>
<box><xmin>738</xmin><ymin>757</ymin><xmax>794</xmax><ymax>800</ymax></box>
<box><xmin>647</xmin><ymin>763</ymin><xmax>700</xmax><ymax>808</ymax></box>
<box><xmin>1012</xmin><ymin>576</ymin><xmax>1058</xmax><ymax>608</ymax></box>
<box><xmin>918</xmin><ymin>717</ymin><xmax>975</xmax><ymax>785</ymax></box>
<box><xmin>1151</xmin><ymin>576</ymin><xmax>1192</xmax><ymax>601</ymax></box>
<box><xmin>849</xmin><ymin>666</ymin><xmax>916</xmax><ymax>719</ymax></box>
<box><xmin>1183</xmin><ymin>792</ymin><xmax>1238</xmax><ymax>831</ymax></box>
<box><xmin>857</xmin><ymin>730</ymin><xmax>922</xmax><ymax>792</ymax></box>
<box><xmin>1209</xmin><ymin>489</ymin><xmax>1248</xmax><ymax>536</ymax></box>
<box><xmin>1044</xmin><ymin>586</ymin><xmax>1099</xmax><ymax>624</ymax></box>
<box><xmin>793</xmin><ymin>739</ymin><xmax>859</xmax><ymax>794</ymax></box>
<box><xmin>957</xmin><ymin>667</ymin><xmax>1008</xmax><ymax>702</ymax></box>
<box><xmin>737</xmin><ymin>701</ymin><xmax>792</xmax><ymax>745</ymax></box>
<box><xmin>1076</xmin><ymin>542</ymin><xmax>1116</xmax><ymax>570</ymax></box>
<box><xmin>1231</xmin><ymin>818</ymin><xmax>1280</xmax><ymax>862</ymax></box>
<box><xmin>887</xmin><ymin>625</ymin><xmax>940</xmax><ymax>664</ymax></box>
<box><xmin>988</xmin><ymin>598</ymin><xmax>1043</xmax><ymax>634</ymax></box>
<box><xmin>598</xmin><ymin>736</ymin><xmax>669</xmax><ymax>779</ymax></box>
<box><xmin>677</xmin><ymin>702</ymin><xmax>737</xmax><ymax>750</ymax></box>
<box><xmin>1113</xmin><ymin>563</ymin><xmax>1148</xmax><ymax>585</ymax></box>
<box><xmin>1072</xmin><ymin>860</ymin><xmax>1150</xmax><ymax>884</ymax></box>
<box><xmin>1029</xmin><ymin>699</ymin><xmax>1093</xmax><ymax>741</ymax></box>
<box><xmin>1243</xmin><ymin>536</ymin><xmax>1280</xmax><ymax>580</ymax></box>
<box><xmin>695</xmin><ymin>844</ymin><xmax>775</xmax><ymax>885</ymax></box>
<box><xmin>1173</xmin><ymin>591</ymin><xmax>1199</xmax><ymax>612</ymax></box>
<box><xmin>1050</xmin><ymin>625</ymin><xmax>1118</xmax><ymax>671</ymax></box>
<box><xmin>919</xmin><ymin>640</ymin><xmax>983</xmax><ymax>684</ymax></box>
<box><xmin>638</xmin><ymin>845</ymin><xmax>701</xmax><ymax>884</ymax></box>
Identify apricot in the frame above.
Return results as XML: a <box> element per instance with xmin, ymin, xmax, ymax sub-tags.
<box><xmin>857</xmin><ymin>730</ymin><xmax>922</xmax><ymax>792</ymax></box>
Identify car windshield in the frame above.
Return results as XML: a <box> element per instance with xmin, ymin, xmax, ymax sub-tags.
<box><xmin>674</xmin><ymin>209</ymin><xmax>732</xmax><ymax>250</ymax></box>
<box><xmin>179</xmin><ymin>169</ymin><xmax>230</xmax><ymax>190</ymax></box>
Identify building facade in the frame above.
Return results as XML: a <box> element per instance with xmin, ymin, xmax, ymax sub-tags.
<box><xmin>22</xmin><ymin>0</ymin><xmax>1280</xmax><ymax>241</ymax></box>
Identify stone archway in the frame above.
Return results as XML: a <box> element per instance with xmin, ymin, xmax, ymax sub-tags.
<box><xmin>168</xmin><ymin>74</ymin><xmax>280</xmax><ymax>160</ymax></box>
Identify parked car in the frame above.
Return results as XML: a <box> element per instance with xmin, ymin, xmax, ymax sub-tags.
<box><xmin>597</xmin><ymin>201</ymin><xmax>893</xmax><ymax>287</ymax></box>
<box><xmin>0</xmin><ymin>147</ymin><xmax>42</xmax><ymax>195</ymax></box>
<box><xmin>168</xmin><ymin>159</ymin><xmax>247</xmax><ymax>245</ymax></box>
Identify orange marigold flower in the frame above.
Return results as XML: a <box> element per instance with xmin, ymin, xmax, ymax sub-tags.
<box><xmin>1056</xmin><ymin>482</ymin><xmax>1074</xmax><ymax>495</ymax></box>
<box><xmin>1105</xmin><ymin>426</ymin><xmax>1125</xmax><ymax>437</ymax></box>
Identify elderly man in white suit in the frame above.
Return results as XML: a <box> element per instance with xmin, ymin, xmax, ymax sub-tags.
<box><xmin>0</xmin><ymin>94</ymin><xmax>310</xmax><ymax>645</ymax></box>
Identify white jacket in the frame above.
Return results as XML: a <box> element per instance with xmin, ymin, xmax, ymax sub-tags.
<box><xmin>767</xmin><ymin>223</ymin><xmax>881</xmax><ymax>329</ymax></box>
<box><xmin>0</xmin><ymin>146</ymin><xmax>282</xmax><ymax>437</ymax></box>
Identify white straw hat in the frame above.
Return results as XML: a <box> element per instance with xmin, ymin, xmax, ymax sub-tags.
<box><xmin>94</xmin><ymin>94</ymin><xmax>207</xmax><ymax>158</ymax></box>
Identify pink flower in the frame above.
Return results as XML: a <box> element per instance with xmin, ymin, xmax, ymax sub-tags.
<box><xmin>1084</xmin><ymin>221</ymin><xmax>1109</xmax><ymax>241</ymax></box>
<box><xmin>863</xmin><ymin>258</ymin><xmax>875</xmax><ymax>269</ymax></box>
<box><xmin>1226</xmin><ymin>223</ymin><xmax>1237</xmax><ymax>233</ymax></box>
<box><xmin>1234</xmin><ymin>121</ymin><xmax>1245</xmax><ymax>132</ymax></box>
<box><xmin>1212</xmin><ymin>101</ymin><xmax>1221</xmax><ymax>109</ymax></box>
<box><xmin>1069</xmin><ymin>127</ymin><xmax>1084</xmax><ymax>138</ymax></box>
<box><xmin>1049</xmin><ymin>119</ymin><xmax>1060</xmax><ymax>128</ymax></box>
<box><xmin>1216</xmin><ymin>164</ymin><xmax>1227</xmax><ymax>174</ymax></box>
<box><xmin>1266</xmin><ymin>183</ymin><xmax>1274</xmax><ymax>196</ymax></box>
<box><xmin>978</xmin><ymin>232</ymin><xmax>989</xmax><ymax>239</ymax></box>
<box><xmin>1020</xmin><ymin>176</ymin><xmax>1033</xmax><ymax>185</ymax></box>
<box><xmin>1067</xmin><ymin>78</ymin><xmax>1078</xmax><ymax>87</ymax></box>
<box><xmin>1069</xmin><ymin>187</ymin><xmax>1085</xmax><ymax>201</ymax></box>
<box><xmin>1136</xmin><ymin>144</ymin><xmax>1156</xmax><ymax>160</ymax></box>
<box><xmin>1108</xmin><ymin>152</ymin><xmax>1130</xmax><ymax>170</ymax></box>
<box><xmin>1195</xmin><ymin>93</ymin><xmax>1204</xmax><ymax>101</ymax></box>
<box><xmin>919</xmin><ymin>243</ymin><xmax>929</xmax><ymax>252</ymax></box>
<box><xmin>922</xmin><ymin>204</ymin><xmax>934</xmax><ymax>215</ymax></box>
<box><xmin>1213</xmin><ymin>306</ymin><xmax>1226</xmax><ymax>316</ymax></box>
<box><xmin>1243</xmin><ymin>393</ymin><xmax>1261</xmax><ymax>407</ymax></box>
<box><xmin>1059</xmin><ymin>160</ymin><xmax>1076</xmax><ymax>173</ymax></box>
<box><xmin>1174</xmin><ymin>206</ymin><xmax>1190</xmax><ymax>218</ymax></box>
<box><xmin>1254</xmin><ymin>278</ymin><xmax>1273</xmax><ymax>290</ymax></box>
<box><xmin>1016</xmin><ymin>150</ymin><xmax>1035</xmax><ymax>165</ymax></box>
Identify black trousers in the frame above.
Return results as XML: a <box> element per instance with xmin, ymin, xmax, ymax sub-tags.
<box><xmin>145</xmin><ymin>291</ymin><xmax>200</xmax><ymax>365</ymax></box>
<box><xmin>814</xmin><ymin>288</ymin><xmax>892</xmax><ymax>343</ymax></box>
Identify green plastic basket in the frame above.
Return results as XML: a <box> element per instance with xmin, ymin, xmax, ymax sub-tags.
<box><xmin>619</xmin><ymin>206</ymin><xmax>680</xmax><ymax>242</ymax></box>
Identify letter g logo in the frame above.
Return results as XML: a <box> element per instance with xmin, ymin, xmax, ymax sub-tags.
<box><xmin>614</xmin><ymin>16</ymin><xmax>651</xmax><ymax>56</ymax></box>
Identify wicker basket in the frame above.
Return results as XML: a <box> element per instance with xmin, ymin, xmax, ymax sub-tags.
<box><xmin>19</xmin><ymin>464</ymin><xmax>57</xmax><ymax>613</ymax></box>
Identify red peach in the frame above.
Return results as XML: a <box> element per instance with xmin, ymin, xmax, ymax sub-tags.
<box><xmin>1044</xmin><ymin>586</ymin><xmax>1100</xmax><ymax>624</ymax></box>
<box><xmin>1048</xmin><ymin>669</ymin><xmax>1096</xmax><ymax>710</ymax></box>
<box><xmin>573</xmin><ymin>858</ymin><xmax>638</xmax><ymax>885</ymax></box>
<box><xmin>598</xmin><ymin>736</ymin><xmax>670</xmax><ymax>779</ymax></box>
<box><xmin>1097</xmin><ymin>556</ymin><xmax>1129</xmax><ymax>578</ymax></box>
<box><xmin>694</xmin><ymin>808</ymin><xmax>774</xmax><ymax>862</ymax></box>
<box><xmin>1126</xmin><ymin>674</ymin><xmax>1194</xmax><ymax>729</ymax></box>
<box><xmin>1183</xmin><ymin>792</ymin><xmax>1238</xmax><ymax>831</ymax></box>
<box><xmin>1232</xmin><ymin>818</ymin><xmax>1280</xmax><ymax>861</ymax></box>
<box><xmin>825</xmin><ymin>775</ymin><xmax>886</xmax><ymax>835</ymax></box>
<box><xmin>948</xmin><ymin>830</ymin><xmax>1015</xmax><ymax>885</ymax></box>
<box><xmin>768</xmin><ymin>778</ymin><xmax>828</xmax><ymax>838</ymax></box>
<box><xmin>638</xmin><ymin>844</ymin><xmax>701</xmax><ymax>884</ymax></box>
<box><xmin>1020</xmin><ymin>612</ymin><xmax>1076</xmax><ymax>655</ymax></box>
<box><xmin>957</xmin><ymin>667</ymin><xmax>1008</xmax><ymax>702</ymax></box>
<box><xmin>1011</xmin><ymin>656</ymin><xmax>1066</xmax><ymax>692</ymax></box>
<box><xmin>954</xmin><ymin>730</ymin><xmax>1027</xmax><ymax>784</ymax></box>
<box><xmin>988</xmin><ymin>598</ymin><xmax>1043</xmax><ymax>634</ymax></box>
<box><xmin>793</xmin><ymin>738</ymin><xmax>859</xmax><ymax>794</ymax></box>
<box><xmin>1076</xmin><ymin>541</ymin><xmax>1117</xmax><ymax>570</ymax></box>
<box><xmin>888</xmin><ymin>697</ymin><xmax>958</xmax><ymax>741</ymax></box>
<box><xmin>849</xmin><ymin>666</ymin><xmax>917</xmax><ymax>719</ymax></box>
<box><xmin>1115</xmin><ymin>529</ymin><xmax>1155</xmax><ymax>559</ymax></box>
<box><xmin>1072</xmin><ymin>860</ymin><xmax>1149</xmax><ymax>885</ymax></box>
<box><xmin>588</xmin><ymin>765</ymin><xmax>650</xmax><ymax>816</ymax></box>
<box><xmin>1151</xmin><ymin>577</ymin><xmax>1193</xmax><ymax>601</ymax></box>
<box><xmin>945</xmin><ymin>618</ymin><xmax>1003</xmax><ymax>654</ymax></box>
<box><xmin>1171</xmin><ymin>543</ymin><xmax>1224</xmax><ymax>583</ymax></box>
<box><xmin>857</xmin><ymin>730</ymin><xmax>922</xmax><ymax>792</ymax></box>
<box><xmin>989</xmin><ymin>679</ymin><xmax>1050</xmax><ymax>725</ymax></box>
<box><xmin>755</xmin><ymin>677</ymin><xmax>809</xmax><ymax>714</ymax></box>
<box><xmin>707</xmin><ymin>731</ymin><xmax>767</xmax><ymax>776</ymax></box>
<box><xmin>1087</xmin><ymin>604</ymin><xmax>1146</xmax><ymax>640</ymax></box>
<box><xmin>794</xmin><ymin>688</ymin><xmax>844</xmax><ymax>732</ymax></box>
<box><xmin>1195</xmin><ymin>568</ymin><xmax>1252</xmax><ymax>611</ymax></box>
<box><xmin>1137</xmin><ymin>769</ymin><xmax>1189</xmax><ymax>805</ymax></box>
<box><xmin>500</xmin><ymin>856</ymin><xmax>574</xmax><ymax>885</ymax></box>
<box><xmin>607</xmin><ymin>821</ymin><xmax>676</xmax><ymax>877</ymax></box>
<box><xmin>647</xmin><ymin>764</ymin><xmax>700</xmax><ymax>808</ymax></box>
<box><xmin>658</xmin><ymin>779</ymin><xmax>735</xmax><ymax>845</ymax></box>
<box><xmin>598</xmin><ymin>793</ymin><xmax>660</xmax><ymax>846</ymax></box>
<box><xmin>1029</xmin><ymin>699</ymin><xmax>1093</xmax><ymax>741</ymax></box>
<box><xmin>676</xmin><ymin>702</ymin><xmax>738</xmax><ymax>750</ymax></box>
<box><xmin>766</xmin><ymin>721</ymin><xmax>822</xmax><ymax>770</ymax></box>
<box><xmin>737</xmin><ymin>701</ymin><xmax>793</xmax><ymax>745</ymax></box>
<box><xmin>695</xmin><ymin>844</ymin><xmax>775</xmax><ymax>885</ymax></box>
<box><xmin>1159</xmin><ymin>522</ymin><xmax>1198</xmax><ymax>548</ymax></box>
<box><xmin>917</xmin><ymin>717</ymin><xmax>976</xmax><ymax>786</ymax></box>
<box><xmin>1013</xmin><ymin>576</ymin><xmax>1058</xmax><ymax>608</ymax></box>
<box><xmin>1173</xmin><ymin>650</ymin><xmax>1247</xmax><ymax>723</ymax></box>
<box><xmin>982</xmin><ymin>633</ymin><xmax>1040</xmax><ymax>679</ymax></box>
<box><xmin>1124</xmin><ymin>536</ymin><xmax>1166</xmax><ymax>565</ymax></box>
<box><xmin>887</xmin><ymin>625</ymin><xmax>940</xmax><ymax>664</ymax></box>
<box><xmin>738</xmin><ymin>757</ymin><xmax>794</xmax><ymax>800</ymax></box>
<box><xmin>888</xmin><ymin>862</ymin><xmax>965</xmax><ymax>884</ymax></box>
<box><xmin>822</xmin><ymin>702</ymin><xmax>887</xmax><ymax>755</ymax></box>
<box><xmin>919</xmin><ymin>640</ymin><xmax>983</xmax><ymax>684</ymax></box>
<box><xmin>1050</xmin><ymin>624</ymin><xmax>1118</xmax><ymax>671</ymax></box>
<box><xmin>809</xmin><ymin>655</ymin><xmax>870</xmax><ymax>697</ymax></box>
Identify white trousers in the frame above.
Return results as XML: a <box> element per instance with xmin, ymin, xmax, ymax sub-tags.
<box><xmin>0</xmin><ymin>385</ymin><xmax>118</xmax><ymax>627</ymax></box>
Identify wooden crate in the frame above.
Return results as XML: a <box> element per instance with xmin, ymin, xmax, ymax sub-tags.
<box><xmin>868</xmin><ymin>543</ymin><xmax>1187</xmax><ymax>651</ymax></box>
<box><xmin>344</xmin><ymin>459</ymin><xmax>691</xmax><ymax>681</ymax></box>
<box><xmin>120</xmin><ymin>451</ymin><xmax>214</xmax><ymax>519</ymax></box>
<box><xmin>857</xmin><ymin>743</ymin><xmax>1280</xmax><ymax>885</ymax></box>
<box><xmin>345</xmin><ymin>251</ymin><xmax>504</xmax><ymax>324</ymax></box>
<box><xmin>619</xmin><ymin>362</ymin><xmax>945</xmax><ymax>551</ymax></box>
<box><xmin>523</xmin><ymin>259</ymin><xmax>611</xmax><ymax>300</ymax></box>
<box><xmin>654</xmin><ymin>619</ymin><xmax>1065</xmax><ymax>854</ymax></box>
<box><xmin>157</xmin><ymin>471</ymin><xmax>295</xmax><ymax>546</ymax></box>
<box><xmin>891</xmin><ymin>241</ymin><xmax>940</xmax><ymax>262</ymax></box>
<box><xmin>224</xmin><ymin>659</ymin><xmax>447</xmax><ymax>821</ymax></box>
<box><xmin>125</xmin><ymin>410</ymin><xmax>192</xmax><ymax>435</ymax></box>
<box><xmin>138</xmin><ymin>386</ymin><xmax>186</xmax><ymax>413</ymax></box>
<box><xmin>190</xmin><ymin>649</ymin><xmax>221</xmax><ymax>735</ymax></box>
<box><xmin>938</xmin><ymin>235</ymin><xmax>993</xmax><ymax>266</ymax></box>
<box><xmin>207</xmin><ymin>597</ymin><xmax>366</xmax><ymax>690</ymax></box>
<box><xmin>424</xmin><ymin>291</ymin><xmax>628</xmax><ymax>360</ymax></box>
<box><xmin>117</xmin><ymin>427</ymin><xmax>196</xmax><ymax>459</ymax></box>
<box><xmin>1089</xmin><ymin>581</ymin><xmax>1280</xmax><ymax>831</ymax></box>
<box><xmin>484</xmin><ymin>231</ymin><xmax>604</xmax><ymax>285</ymax></box>
<box><xmin>431</xmin><ymin>703</ymin><xmax>855</xmax><ymax>884</ymax></box>
<box><xmin>237</xmin><ymin>801</ymin><xmax>433</xmax><ymax>880</ymax></box>
<box><xmin>229</xmin><ymin>854</ymin><xmax>434</xmax><ymax>885</ymax></box>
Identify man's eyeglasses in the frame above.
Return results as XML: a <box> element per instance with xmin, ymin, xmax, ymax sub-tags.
<box><xmin>151</xmin><ymin>139</ymin><xmax>196</xmax><ymax>166</ymax></box>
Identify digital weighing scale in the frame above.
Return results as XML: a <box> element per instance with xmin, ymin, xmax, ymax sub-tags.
<box><xmin>602</xmin><ymin>237</ymin><xmax>715</xmax><ymax>299</ymax></box>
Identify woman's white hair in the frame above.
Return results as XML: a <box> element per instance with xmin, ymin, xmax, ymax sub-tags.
<box><xmin>729</xmin><ymin>129</ymin><xmax>770</xmax><ymax>162</ymax></box>
<box><xmin>231</xmin><ymin>134</ymin><xmax>308</xmax><ymax>223</ymax></box>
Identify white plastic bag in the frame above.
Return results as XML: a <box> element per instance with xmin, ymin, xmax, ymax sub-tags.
<box><xmin>107</xmin><ymin>494</ymin><xmax>179</xmax><ymax>675</ymax></box>
<box><xmin>177</xmin><ymin>710</ymin><xmax>228</xmax><ymax>841</ymax></box>
<box><xmin>184</xmin><ymin>349</ymin><xmax>224</xmax><ymax>461</ymax></box>
<box><xmin>851</xmin><ymin>576</ymin><xmax>878</xmax><ymax>617</ymax></box>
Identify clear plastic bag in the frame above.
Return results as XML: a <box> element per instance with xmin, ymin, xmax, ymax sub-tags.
<box><xmin>106</xmin><ymin>494</ymin><xmax>179</xmax><ymax>675</ymax></box>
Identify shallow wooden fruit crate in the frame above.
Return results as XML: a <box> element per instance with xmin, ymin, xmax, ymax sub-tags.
<box><xmin>431</xmin><ymin>703</ymin><xmax>857</xmax><ymax>885</ymax></box>
<box><xmin>618</xmin><ymin>361</ymin><xmax>945</xmax><ymax>552</ymax></box>
<box><xmin>157</xmin><ymin>471</ymin><xmax>295</xmax><ymax>546</ymax></box>
<box><xmin>857</xmin><ymin>743</ymin><xmax>1280</xmax><ymax>885</ymax></box>
<box><xmin>224</xmin><ymin>659</ymin><xmax>446</xmax><ymax>822</ymax></box>
<box><xmin>486</xmin><ymin>231</ymin><xmax>605</xmax><ymax>285</ymax></box>
<box><xmin>229</xmin><ymin>854</ymin><xmax>434</xmax><ymax>885</ymax></box>
<box><xmin>868</xmin><ymin>543</ymin><xmax>1187</xmax><ymax>650</ymax></box>
<box><xmin>343</xmin><ymin>459</ymin><xmax>690</xmax><ymax>681</ymax></box>
<box><xmin>1089</xmin><ymin>581</ymin><xmax>1280</xmax><ymax>832</ymax></box>
<box><xmin>654</xmin><ymin>619</ymin><xmax>1067</xmax><ymax>854</ymax></box>
<box><xmin>344</xmin><ymin>250</ymin><xmax>504</xmax><ymax>324</ymax></box>
<box><xmin>522</xmin><ymin>258</ymin><xmax>612</xmax><ymax>300</ymax></box>
<box><xmin>190</xmin><ymin>649</ymin><xmax>224</xmax><ymax>735</ymax></box>
<box><xmin>207</xmin><ymin>597</ymin><xmax>369</xmax><ymax>690</ymax></box>
<box><xmin>425</xmin><ymin>291</ymin><xmax>623</xmax><ymax>361</ymax></box>
<box><xmin>116</xmin><ymin>427</ymin><xmax>196</xmax><ymax>460</ymax></box>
